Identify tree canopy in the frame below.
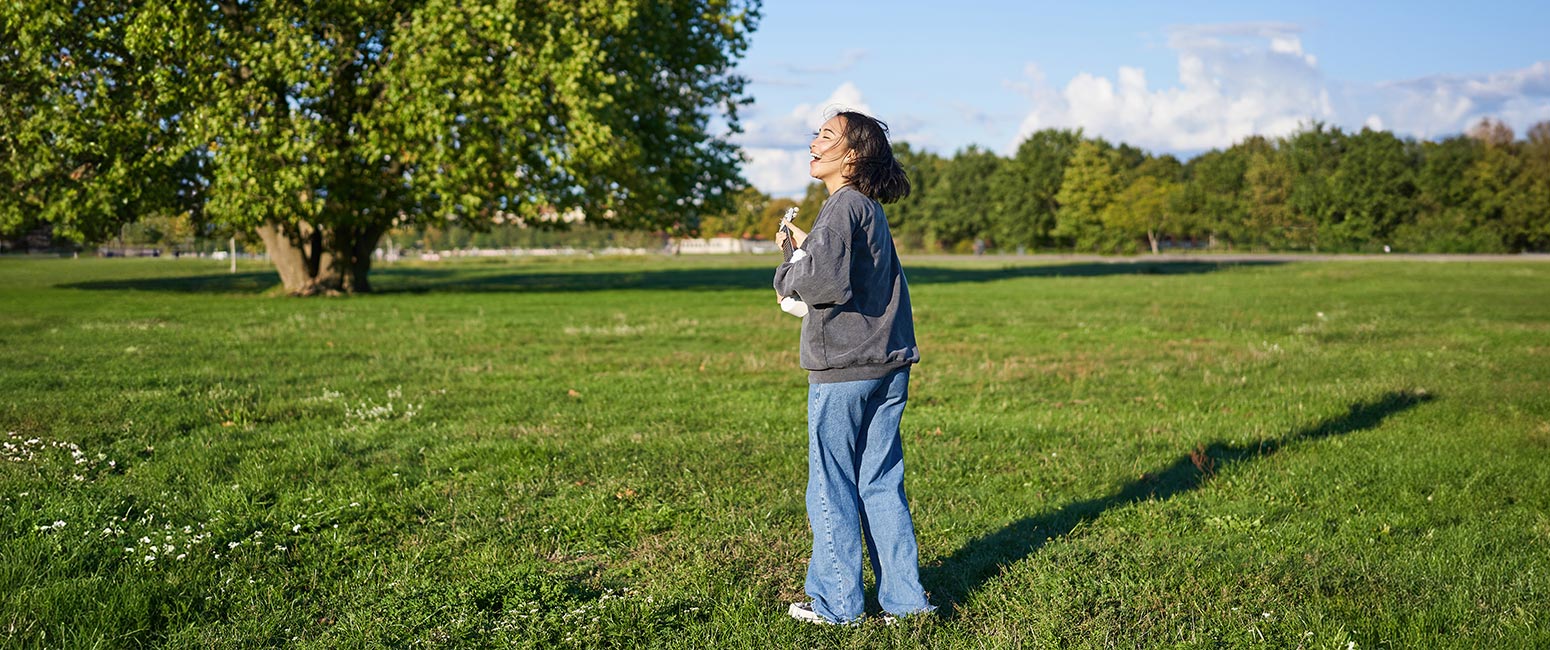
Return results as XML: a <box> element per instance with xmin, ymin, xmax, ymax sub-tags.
<box><xmin>2</xmin><ymin>0</ymin><xmax>760</xmax><ymax>293</ymax></box>
<box><xmin>865</xmin><ymin>118</ymin><xmax>1548</xmax><ymax>255</ymax></box>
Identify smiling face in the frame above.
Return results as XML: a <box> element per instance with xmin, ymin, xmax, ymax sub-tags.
<box><xmin>808</xmin><ymin>115</ymin><xmax>851</xmax><ymax>193</ymax></box>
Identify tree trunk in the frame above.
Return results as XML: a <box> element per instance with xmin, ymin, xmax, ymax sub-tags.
<box><xmin>255</xmin><ymin>220</ymin><xmax>385</xmax><ymax>295</ymax></box>
<box><xmin>344</xmin><ymin>223</ymin><xmax>382</xmax><ymax>293</ymax></box>
<box><xmin>1148</xmin><ymin>230</ymin><xmax>1160</xmax><ymax>254</ymax></box>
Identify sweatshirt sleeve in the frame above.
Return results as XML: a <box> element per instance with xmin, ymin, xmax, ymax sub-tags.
<box><xmin>774</xmin><ymin>223</ymin><xmax>853</xmax><ymax>308</ymax></box>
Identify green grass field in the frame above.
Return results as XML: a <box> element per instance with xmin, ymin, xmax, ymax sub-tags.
<box><xmin>2</xmin><ymin>254</ymin><xmax>1548</xmax><ymax>648</ymax></box>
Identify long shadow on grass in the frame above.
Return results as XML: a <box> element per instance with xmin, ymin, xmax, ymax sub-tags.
<box><xmin>58</xmin><ymin>271</ymin><xmax>282</xmax><ymax>294</ymax></box>
<box><xmin>920</xmin><ymin>389</ymin><xmax>1433</xmax><ymax>617</ymax></box>
<box><xmin>379</xmin><ymin>260</ymin><xmax>1277</xmax><ymax>293</ymax></box>
<box><xmin>61</xmin><ymin>259</ymin><xmax>1273</xmax><ymax>294</ymax></box>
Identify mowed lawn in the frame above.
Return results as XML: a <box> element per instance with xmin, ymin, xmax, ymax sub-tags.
<box><xmin>1</xmin><ymin>254</ymin><xmax>1547</xmax><ymax>648</ymax></box>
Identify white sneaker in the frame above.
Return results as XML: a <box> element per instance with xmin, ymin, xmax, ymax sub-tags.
<box><xmin>787</xmin><ymin>602</ymin><xmax>853</xmax><ymax>626</ymax></box>
<box><xmin>881</xmin><ymin>604</ymin><xmax>938</xmax><ymax>626</ymax></box>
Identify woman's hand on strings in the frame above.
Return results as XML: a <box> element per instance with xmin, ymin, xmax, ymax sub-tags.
<box><xmin>776</xmin><ymin>223</ymin><xmax>808</xmax><ymax>249</ymax></box>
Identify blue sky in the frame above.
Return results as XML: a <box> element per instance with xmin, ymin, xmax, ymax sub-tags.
<box><xmin>731</xmin><ymin>1</ymin><xmax>1550</xmax><ymax>196</ymax></box>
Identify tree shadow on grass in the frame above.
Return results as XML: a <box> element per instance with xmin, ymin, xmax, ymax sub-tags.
<box><xmin>378</xmin><ymin>260</ymin><xmax>1276</xmax><ymax>293</ymax></box>
<box><xmin>920</xmin><ymin>389</ymin><xmax>1434</xmax><ymax>617</ymax></box>
<box><xmin>58</xmin><ymin>271</ymin><xmax>282</xmax><ymax>294</ymax></box>
<box><xmin>57</xmin><ymin>260</ymin><xmax>1279</xmax><ymax>294</ymax></box>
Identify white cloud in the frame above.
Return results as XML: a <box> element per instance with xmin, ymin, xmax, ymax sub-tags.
<box><xmin>741</xmin><ymin>148</ymin><xmax>813</xmax><ymax>198</ymax></box>
<box><xmin>1010</xmin><ymin>22</ymin><xmax>1550</xmax><ymax>151</ymax></box>
<box><xmin>737</xmin><ymin>81</ymin><xmax>871</xmax><ymax>148</ymax></box>
<box><xmin>737</xmin><ymin>82</ymin><xmax>874</xmax><ymax>197</ymax></box>
<box><xmin>1012</xmin><ymin>22</ymin><xmax>1333</xmax><ymax>151</ymax></box>
<box><xmin>1372</xmin><ymin>61</ymin><xmax>1550</xmax><ymax>138</ymax></box>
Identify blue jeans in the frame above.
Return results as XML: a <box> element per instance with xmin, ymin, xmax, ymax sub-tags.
<box><xmin>804</xmin><ymin>368</ymin><xmax>933</xmax><ymax>622</ymax></box>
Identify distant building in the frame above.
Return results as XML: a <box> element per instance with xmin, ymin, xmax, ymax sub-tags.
<box><xmin>97</xmin><ymin>246</ymin><xmax>162</xmax><ymax>257</ymax></box>
<box><xmin>675</xmin><ymin>236</ymin><xmax>779</xmax><ymax>255</ymax></box>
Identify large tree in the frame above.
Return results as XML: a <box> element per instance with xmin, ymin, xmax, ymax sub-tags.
<box><xmin>923</xmin><ymin>146</ymin><xmax>1002</xmax><ymax>250</ymax></box>
<box><xmin>1180</xmin><ymin>140</ymin><xmax>1257</xmax><ymax>248</ymax></box>
<box><xmin>1504</xmin><ymin>122</ymin><xmax>1550</xmax><ymax>251</ymax></box>
<box><xmin>697</xmin><ymin>185</ymin><xmax>770</xmax><ymax>238</ymax></box>
<box><xmin>1281</xmin><ymin>122</ymin><xmax>1346</xmax><ymax>252</ymax></box>
<box><xmin>1461</xmin><ymin>118</ymin><xmax>1521</xmax><ymax>252</ymax></box>
<box><xmin>2</xmin><ymin>0</ymin><xmax>759</xmax><ymax>294</ymax></box>
<box><xmin>989</xmin><ymin>128</ymin><xmax>1080</xmax><ymax>252</ymax></box>
<box><xmin>1395</xmin><ymin>134</ymin><xmax>1485</xmax><ymax>252</ymax></box>
<box><xmin>1102</xmin><ymin>175</ymin><xmax>1183</xmax><ymax>254</ymax></box>
<box><xmin>0</xmin><ymin>2</ymin><xmax>204</xmax><ymax>245</ymax></box>
<box><xmin>885</xmin><ymin>142</ymin><xmax>943</xmax><ymax>250</ymax></box>
<box><xmin>1415</xmin><ymin>135</ymin><xmax>1482</xmax><ymax>211</ymax></box>
<box><xmin>1053</xmin><ymin>139</ymin><xmax>1119</xmax><ymax>251</ymax></box>
<box><xmin>1243</xmin><ymin>146</ymin><xmax>1312</xmax><ymax>250</ymax></box>
<box><xmin>1325</xmin><ymin>128</ymin><xmax>1417</xmax><ymax>249</ymax></box>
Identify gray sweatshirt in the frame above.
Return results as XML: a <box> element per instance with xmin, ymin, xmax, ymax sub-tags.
<box><xmin>773</xmin><ymin>186</ymin><xmax>920</xmax><ymax>383</ymax></box>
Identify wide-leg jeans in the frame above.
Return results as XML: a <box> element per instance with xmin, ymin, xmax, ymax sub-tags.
<box><xmin>804</xmin><ymin>368</ymin><xmax>933</xmax><ymax>623</ymax></box>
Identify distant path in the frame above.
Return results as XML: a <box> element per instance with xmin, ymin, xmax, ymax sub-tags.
<box><xmin>902</xmin><ymin>252</ymin><xmax>1550</xmax><ymax>264</ymax></box>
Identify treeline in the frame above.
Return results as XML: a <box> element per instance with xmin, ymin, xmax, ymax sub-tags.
<box><xmin>706</xmin><ymin>118</ymin><xmax>1550</xmax><ymax>254</ymax></box>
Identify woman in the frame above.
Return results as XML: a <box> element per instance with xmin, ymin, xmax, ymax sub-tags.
<box><xmin>773</xmin><ymin>110</ymin><xmax>935</xmax><ymax>625</ymax></box>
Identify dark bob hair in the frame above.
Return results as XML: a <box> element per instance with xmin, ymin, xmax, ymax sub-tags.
<box><xmin>831</xmin><ymin>109</ymin><xmax>911</xmax><ymax>204</ymax></box>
